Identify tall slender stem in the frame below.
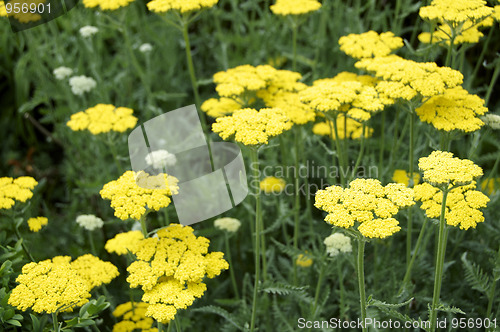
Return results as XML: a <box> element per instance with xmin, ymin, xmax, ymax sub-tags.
<box><xmin>470</xmin><ymin>26</ymin><xmax>495</xmax><ymax>85</ymax></box>
<box><xmin>181</xmin><ymin>20</ymin><xmax>207</xmax><ymax>130</ymax></box>
<box><xmin>338</xmin><ymin>257</ymin><xmax>346</xmax><ymax>319</ymax></box>
<box><xmin>430</xmin><ymin>189</ymin><xmax>449</xmax><ymax>332</ymax></box>
<box><xmin>292</xmin><ymin>23</ymin><xmax>298</xmax><ymax>71</ymax></box>
<box><xmin>400</xmin><ymin>218</ymin><xmax>429</xmax><ymax>291</ymax></box>
<box><xmin>330</xmin><ymin>114</ymin><xmax>345</xmax><ymax>186</ymax></box>
<box><xmin>250</xmin><ymin>148</ymin><xmax>262</xmax><ymax>332</ymax></box>
<box><xmin>293</xmin><ymin>128</ymin><xmax>301</xmax><ymax>285</ymax></box>
<box><xmin>52</xmin><ymin>312</ymin><xmax>60</xmax><ymax>332</ymax></box>
<box><xmin>357</xmin><ymin>238</ymin><xmax>367</xmax><ymax>332</ymax></box>
<box><xmin>485</xmin><ymin>59</ymin><xmax>500</xmax><ymax>106</ymax></box>
<box><xmin>225</xmin><ymin>233</ymin><xmax>240</xmax><ymax>299</ymax></box>
<box><xmin>311</xmin><ymin>254</ymin><xmax>326</xmax><ymax>318</ymax></box>
<box><xmin>486</xmin><ymin>244</ymin><xmax>500</xmax><ymax>331</ymax></box>
<box><xmin>174</xmin><ymin>317</ymin><xmax>182</xmax><ymax>332</ymax></box>
<box><xmin>407</xmin><ymin>110</ymin><xmax>415</xmax><ymax>268</ymax></box>
<box><xmin>139</xmin><ymin>214</ymin><xmax>148</xmax><ymax>237</ymax></box>
<box><xmin>14</xmin><ymin>225</ymin><xmax>34</xmax><ymax>262</ymax></box>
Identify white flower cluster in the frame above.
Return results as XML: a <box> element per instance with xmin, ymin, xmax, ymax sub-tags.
<box><xmin>139</xmin><ymin>43</ymin><xmax>153</xmax><ymax>53</ymax></box>
<box><xmin>69</xmin><ymin>76</ymin><xmax>97</xmax><ymax>95</ymax></box>
<box><xmin>324</xmin><ymin>233</ymin><xmax>352</xmax><ymax>257</ymax></box>
<box><xmin>76</xmin><ymin>214</ymin><xmax>104</xmax><ymax>231</ymax></box>
<box><xmin>214</xmin><ymin>217</ymin><xmax>241</xmax><ymax>233</ymax></box>
<box><xmin>53</xmin><ymin>66</ymin><xmax>73</xmax><ymax>80</ymax></box>
<box><xmin>79</xmin><ymin>25</ymin><xmax>99</xmax><ymax>38</ymax></box>
<box><xmin>481</xmin><ymin>114</ymin><xmax>500</xmax><ymax>130</ymax></box>
<box><xmin>145</xmin><ymin>149</ymin><xmax>177</xmax><ymax>169</ymax></box>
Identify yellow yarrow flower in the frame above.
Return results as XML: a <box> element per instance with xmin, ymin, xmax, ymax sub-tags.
<box><xmin>8</xmin><ymin>257</ymin><xmax>91</xmax><ymax>313</ymax></box>
<box><xmin>418</xmin><ymin>151</ymin><xmax>483</xmax><ymax>187</ymax></box>
<box><xmin>415</xmin><ymin>182</ymin><xmax>489</xmax><ymax>230</ymax></box>
<box><xmin>126</xmin><ymin>224</ymin><xmax>228</xmax><ymax>323</ymax></box>
<box><xmin>415</xmin><ymin>87</ymin><xmax>488</xmax><ymax>132</ymax></box>
<box><xmin>312</xmin><ymin>115</ymin><xmax>374</xmax><ymax>140</ymax></box>
<box><xmin>258</xmin><ymin>90</ymin><xmax>316</xmax><ymax>125</ymax></box>
<box><xmin>82</xmin><ymin>0</ymin><xmax>135</xmax><ymax>10</ymax></box>
<box><xmin>0</xmin><ymin>176</ymin><xmax>38</xmax><ymax>210</ymax></box>
<box><xmin>418</xmin><ymin>20</ymin><xmax>491</xmax><ymax>46</ymax></box>
<box><xmin>100</xmin><ymin>171</ymin><xmax>179</xmax><ymax>220</ymax></box>
<box><xmin>27</xmin><ymin>217</ymin><xmax>48</xmax><ymax>232</ymax></box>
<box><xmin>392</xmin><ymin>169</ymin><xmax>420</xmax><ymax>187</ymax></box>
<box><xmin>296</xmin><ymin>252</ymin><xmax>313</xmax><ymax>267</ymax></box>
<box><xmin>147</xmin><ymin>0</ymin><xmax>218</xmax><ymax>14</ymax></box>
<box><xmin>71</xmin><ymin>254</ymin><xmax>120</xmax><ymax>289</ymax></box>
<box><xmin>270</xmin><ymin>0</ymin><xmax>321</xmax><ymax>15</ymax></box>
<box><xmin>67</xmin><ymin>104</ymin><xmax>138</xmax><ymax>135</ymax></box>
<box><xmin>113</xmin><ymin>302</ymin><xmax>158</xmax><ymax>332</ymax></box>
<box><xmin>212</xmin><ymin>108</ymin><xmax>292</xmax><ymax>146</ymax></box>
<box><xmin>315</xmin><ymin>178</ymin><xmax>415</xmax><ymax>239</ymax></box>
<box><xmin>106</xmin><ymin>230</ymin><xmax>145</xmax><ymax>255</ymax></box>
<box><xmin>260</xmin><ymin>176</ymin><xmax>286</xmax><ymax>194</ymax></box>
<box><xmin>419</xmin><ymin>0</ymin><xmax>493</xmax><ymax>26</ymax></box>
<box><xmin>201</xmin><ymin>97</ymin><xmax>242</xmax><ymax>118</ymax></box>
<box><xmin>356</xmin><ymin>55</ymin><xmax>463</xmax><ymax>100</ymax></box>
<box><xmin>339</xmin><ymin>31</ymin><xmax>404</xmax><ymax>59</ymax></box>
<box><xmin>0</xmin><ymin>1</ymin><xmax>7</xmax><ymax>17</ymax></box>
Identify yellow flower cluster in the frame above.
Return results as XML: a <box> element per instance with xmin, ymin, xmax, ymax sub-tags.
<box><xmin>113</xmin><ymin>302</ymin><xmax>158</xmax><ymax>332</ymax></box>
<box><xmin>212</xmin><ymin>108</ymin><xmax>292</xmax><ymax>146</ymax></box>
<box><xmin>147</xmin><ymin>0</ymin><xmax>218</xmax><ymax>14</ymax></box>
<box><xmin>414</xmin><ymin>182</ymin><xmax>489</xmax><ymax>229</ymax></box>
<box><xmin>27</xmin><ymin>217</ymin><xmax>48</xmax><ymax>232</ymax></box>
<box><xmin>419</xmin><ymin>0</ymin><xmax>493</xmax><ymax>25</ymax></box>
<box><xmin>418</xmin><ymin>151</ymin><xmax>483</xmax><ymax>187</ymax></box>
<box><xmin>339</xmin><ymin>31</ymin><xmax>404</xmax><ymax>59</ymax></box>
<box><xmin>258</xmin><ymin>90</ymin><xmax>316</xmax><ymax>124</ymax></box>
<box><xmin>312</xmin><ymin>115</ymin><xmax>374</xmax><ymax>140</ymax></box>
<box><xmin>100</xmin><ymin>171</ymin><xmax>179</xmax><ymax>220</ymax></box>
<box><xmin>295</xmin><ymin>253</ymin><xmax>313</xmax><ymax>267</ymax></box>
<box><xmin>418</xmin><ymin>19</ymin><xmax>492</xmax><ymax>46</ymax></box>
<box><xmin>0</xmin><ymin>176</ymin><xmax>38</xmax><ymax>210</ymax></box>
<box><xmin>201</xmin><ymin>97</ymin><xmax>242</xmax><ymax>118</ymax></box>
<box><xmin>356</xmin><ymin>55</ymin><xmax>463</xmax><ymax>100</ymax></box>
<box><xmin>260</xmin><ymin>176</ymin><xmax>287</xmax><ymax>194</ymax></box>
<box><xmin>392</xmin><ymin>169</ymin><xmax>420</xmax><ymax>187</ymax></box>
<box><xmin>8</xmin><ymin>255</ymin><xmax>118</xmax><ymax>313</ymax></box>
<box><xmin>106</xmin><ymin>230</ymin><xmax>145</xmax><ymax>255</ymax></box>
<box><xmin>67</xmin><ymin>104</ymin><xmax>138</xmax><ymax>135</ymax></box>
<box><xmin>82</xmin><ymin>0</ymin><xmax>135</xmax><ymax>10</ymax></box>
<box><xmin>315</xmin><ymin>179</ymin><xmax>415</xmax><ymax>239</ymax></box>
<box><xmin>270</xmin><ymin>0</ymin><xmax>321</xmax><ymax>16</ymax></box>
<box><xmin>0</xmin><ymin>1</ymin><xmax>7</xmax><ymax>17</ymax></box>
<box><xmin>416</xmin><ymin>87</ymin><xmax>488</xmax><ymax>132</ymax></box>
<box><xmin>126</xmin><ymin>224</ymin><xmax>228</xmax><ymax>323</ymax></box>
<box><xmin>71</xmin><ymin>254</ymin><xmax>120</xmax><ymax>289</ymax></box>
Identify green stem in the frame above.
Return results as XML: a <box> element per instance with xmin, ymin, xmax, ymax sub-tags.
<box><xmin>430</xmin><ymin>189</ymin><xmax>449</xmax><ymax>332</ymax></box>
<box><xmin>14</xmin><ymin>225</ymin><xmax>34</xmax><ymax>262</ymax></box>
<box><xmin>485</xmin><ymin>59</ymin><xmax>500</xmax><ymax>106</ymax></box>
<box><xmin>107</xmin><ymin>136</ymin><xmax>123</xmax><ymax>174</ymax></box>
<box><xmin>330</xmin><ymin>114</ymin><xmax>345</xmax><ymax>186</ymax></box>
<box><xmin>470</xmin><ymin>26</ymin><xmax>494</xmax><ymax>85</ymax></box>
<box><xmin>311</xmin><ymin>254</ymin><xmax>327</xmax><ymax>318</ymax></box>
<box><xmin>407</xmin><ymin>110</ymin><xmax>415</xmax><ymax>268</ymax></box>
<box><xmin>486</xmin><ymin>244</ymin><xmax>500</xmax><ymax>330</ymax></box>
<box><xmin>293</xmin><ymin>128</ymin><xmax>301</xmax><ymax>285</ymax></box>
<box><xmin>338</xmin><ymin>258</ymin><xmax>346</xmax><ymax>319</ymax></box>
<box><xmin>351</xmin><ymin>123</ymin><xmax>366</xmax><ymax>182</ymax></box>
<box><xmin>174</xmin><ymin>317</ymin><xmax>182</xmax><ymax>332</ymax></box>
<box><xmin>158</xmin><ymin>322</ymin><xmax>164</xmax><ymax>332</ymax></box>
<box><xmin>88</xmin><ymin>231</ymin><xmax>97</xmax><ymax>255</ymax></box>
<box><xmin>52</xmin><ymin>312</ymin><xmax>60</xmax><ymax>332</ymax></box>
<box><xmin>378</xmin><ymin>111</ymin><xmax>386</xmax><ymax>180</ymax></box>
<box><xmin>139</xmin><ymin>214</ymin><xmax>148</xmax><ymax>237</ymax></box>
<box><xmin>357</xmin><ymin>238</ymin><xmax>367</xmax><ymax>332</ymax></box>
<box><xmin>400</xmin><ymin>218</ymin><xmax>429</xmax><ymax>292</ymax></box>
<box><xmin>225</xmin><ymin>233</ymin><xmax>240</xmax><ymax>299</ymax></box>
<box><xmin>445</xmin><ymin>30</ymin><xmax>456</xmax><ymax>68</ymax></box>
<box><xmin>250</xmin><ymin>148</ymin><xmax>262</xmax><ymax>332</ymax></box>
<box><xmin>181</xmin><ymin>20</ymin><xmax>206</xmax><ymax>129</ymax></box>
<box><xmin>292</xmin><ymin>23</ymin><xmax>298</xmax><ymax>71</ymax></box>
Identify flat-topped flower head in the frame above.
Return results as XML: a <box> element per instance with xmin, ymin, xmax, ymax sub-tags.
<box><xmin>260</xmin><ymin>176</ymin><xmax>286</xmax><ymax>194</ymax></box>
<box><xmin>419</xmin><ymin>0</ymin><xmax>493</xmax><ymax>26</ymax></box>
<box><xmin>212</xmin><ymin>108</ymin><xmax>292</xmax><ymax>146</ymax></box>
<box><xmin>213</xmin><ymin>64</ymin><xmax>278</xmax><ymax>98</ymax></box>
<box><xmin>418</xmin><ymin>151</ymin><xmax>483</xmax><ymax>187</ymax></box>
<box><xmin>71</xmin><ymin>254</ymin><xmax>119</xmax><ymax>289</ymax></box>
<box><xmin>113</xmin><ymin>302</ymin><xmax>158</xmax><ymax>332</ymax></box>
<box><xmin>299</xmin><ymin>80</ymin><xmax>363</xmax><ymax>113</ymax></box>
<box><xmin>0</xmin><ymin>176</ymin><xmax>38</xmax><ymax>210</ymax></box>
<box><xmin>126</xmin><ymin>224</ymin><xmax>228</xmax><ymax>323</ymax></box>
<box><xmin>8</xmin><ymin>257</ymin><xmax>91</xmax><ymax>313</ymax></box>
<box><xmin>76</xmin><ymin>214</ymin><xmax>104</xmax><ymax>231</ymax></box>
<box><xmin>315</xmin><ymin>179</ymin><xmax>414</xmax><ymax>239</ymax></box>
<box><xmin>270</xmin><ymin>0</ymin><xmax>321</xmax><ymax>16</ymax></box>
<box><xmin>27</xmin><ymin>217</ymin><xmax>48</xmax><ymax>232</ymax></box>
<box><xmin>83</xmin><ymin>0</ymin><xmax>135</xmax><ymax>10</ymax></box>
<box><xmin>415</xmin><ymin>181</ymin><xmax>489</xmax><ymax>229</ymax></box>
<box><xmin>324</xmin><ymin>233</ymin><xmax>352</xmax><ymax>257</ymax></box>
<box><xmin>418</xmin><ymin>20</ymin><xmax>492</xmax><ymax>45</ymax></box>
<box><xmin>201</xmin><ymin>97</ymin><xmax>242</xmax><ymax>118</ymax></box>
<box><xmin>258</xmin><ymin>90</ymin><xmax>316</xmax><ymax>124</ymax></box>
<box><xmin>416</xmin><ymin>87</ymin><xmax>488</xmax><ymax>132</ymax></box>
<box><xmin>356</xmin><ymin>55</ymin><xmax>463</xmax><ymax>100</ymax></box>
<box><xmin>148</xmin><ymin>0</ymin><xmax>218</xmax><ymax>14</ymax></box>
<box><xmin>100</xmin><ymin>171</ymin><xmax>179</xmax><ymax>220</ymax></box>
<box><xmin>214</xmin><ymin>217</ymin><xmax>241</xmax><ymax>233</ymax></box>
<box><xmin>105</xmin><ymin>230</ymin><xmax>145</xmax><ymax>255</ymax></box>
<box><xmin>312</xmin><ymin>115</ymin><xmax>373</xmax><ymax>140</ymax></box>
<box><xmin>339</xmin><ymin>31</ymin><xmax>404</xmax><ymax>59</ymax></box>
<box><xmin>67</xmin><ymin>104</ymin><xmax>138</xmax><ymax>135</ymax></box>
